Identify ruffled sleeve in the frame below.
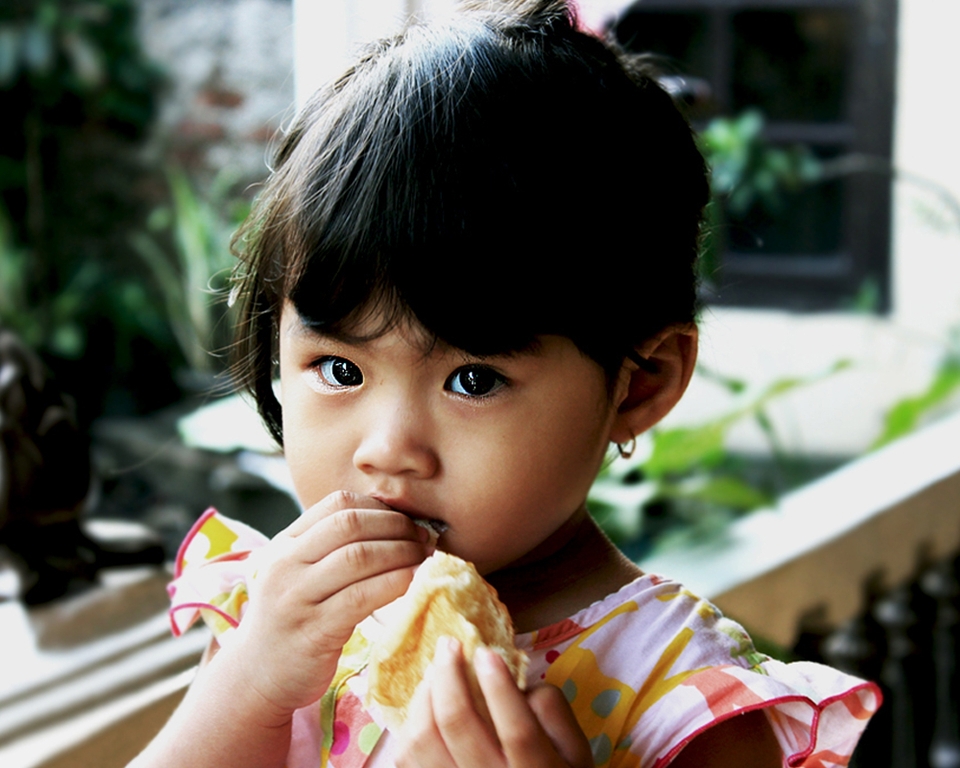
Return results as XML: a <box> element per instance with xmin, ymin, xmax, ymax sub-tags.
<box><xmin>166</xmin><ymin>507</ymin><xmax>270</xmax><ymax>644</ymax></box>
<box><xmin>528</xmin><ymin>574</ymin><xmax>881</xmax><ymax>768</ymax></box>
<box><xmin>650</xmin><ymin>660</ymin><xmax>881</xmax><ymax>768</ymax></box>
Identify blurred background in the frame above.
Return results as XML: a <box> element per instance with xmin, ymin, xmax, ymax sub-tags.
<box><xmin>1</xmin><ymin>0</ymin><xmax>958</xmax><ymax>766</ymax></box>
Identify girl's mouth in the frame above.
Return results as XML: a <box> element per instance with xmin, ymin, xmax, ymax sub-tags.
<box><xmin>373</xmin><ymin>495</ymin><xmax>448</xmax><ymax>535</ymax></box>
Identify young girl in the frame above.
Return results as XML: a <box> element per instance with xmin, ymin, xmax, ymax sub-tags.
<box><xmin>133</xmin><ymin>3</ymin><xmax>880</xmax><ymax>766</ymax></box>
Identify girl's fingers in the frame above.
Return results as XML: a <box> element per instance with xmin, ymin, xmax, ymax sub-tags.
<box><xmin>402</xmin><ymin>644</ymin><xmax>581</xmax><ymax>768</ymax></box>
<box><xmin>282</xmin><ymin>490</ymin><xmax>389</xmax><ymax>537</ymax></box>
<box><xmin>308</xmin><ymin>537</ymin><xmax>428</xmax><ymax>586</ymax></box>
<box><xmin>293</xmin><ymin>507</ymin><xmax>430</xmax><ymax>565</ymax></box>
<box><xmin>314</xmin><ymin>568</ymin><xmax>424</xmax><ymax>656</ymax></box>
<box><xmin>428</xmin><ymin>638</ymin><xmax>503</xmax><ymax>766</ymax></box>
<box><xmin>269</xmin><ymin>492</ymin><xmax>432</xmax><ymax>601</ymax></box>
<box><xmin>395</xmin><ymin>665</ymin><xmax>459</xmax><ymax>768</ymax></box>
<box><xmin>251</xmin><ymin>537</ymin><xmax>427</xmax><ymax>649</ymax></box>
<box><xmin>526</xmin><ymin>685</ymin><xmax>595</xmax><ymax>768</ymax></box>
<box><xmin>309</xmin><ymin>559</ymin><xmax>420</xmax><ymax>627</ymax></box>
<box><xmin>258</xmin><ymin>546</ymin><xmax>422</xmax><ymax>637</ymax></box>
<box><xmin>474</xmin><ymin>648</ymin><xmax>572</xmax><ymax>768</ymax></box>
<box><xmin>259</xmin><ymin>531</ymin><xmax>427</xmax><ymax>608</ymax></box>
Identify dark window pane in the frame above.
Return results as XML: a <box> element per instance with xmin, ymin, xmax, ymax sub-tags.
<box><xmin>732</xmin><ymin>10</ymin><xmax>851</xmax><ymax>121</ymax></box>
<box><xmin>612</xmin><ymin>0</ymin><xmax>895</xmax><ymax>310</ymax></box>
<box><xmin>726</xmin><ymin>146</ymin><xmax>844</xmax><ymax>256</ymax></box>
<box><xmin>614</xmin><ymin>11</ymin><xmax>714</xmax><ymax>118</ymax></box>
<box><xmin>615</xmin><ymin>11</ymin><xmax>710</xmax><ymax>77</ymax></box>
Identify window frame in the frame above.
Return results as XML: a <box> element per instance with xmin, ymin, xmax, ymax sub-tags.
<box><xmin>615</xmin><ymin>0</ymin><xmax>899</xmax><ymax>312</ymax></box>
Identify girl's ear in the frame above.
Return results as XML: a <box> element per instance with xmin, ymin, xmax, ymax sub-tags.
<box><xmin>609</xmin><ymin>323</ymin><xmax>698</xmax><ymax>444</ymax></box>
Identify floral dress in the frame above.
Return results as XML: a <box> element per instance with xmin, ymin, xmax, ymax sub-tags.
<box><xmin>168</xmin><ymin>509</ymin><xmax>881</xmax><ymax>768</ymax></box>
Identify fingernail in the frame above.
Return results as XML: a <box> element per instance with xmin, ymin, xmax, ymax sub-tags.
<box><xmin>435</xmin><ymin>635</ymin><xmax>458</xmax><ymax>662</ymax></box>
<box><xmin>474</xmin><ymin>647</ymin><xmax>497</xmax><ymax>677</ymax></box>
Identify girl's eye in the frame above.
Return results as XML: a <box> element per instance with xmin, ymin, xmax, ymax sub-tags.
<box><xmin>445</xmin><ymin>365</ymin><xmax>506</xmax><ymax>398</ymax></box>
<box><xmin>317</xmin><ymin>356</ymin><xmax>363</xmax><ymax>387</ymax></box>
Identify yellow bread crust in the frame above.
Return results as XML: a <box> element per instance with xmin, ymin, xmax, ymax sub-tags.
<box><xmin>367</xmin><ymin>551</ymin><xmax>528</xmax><ymax>727</ymax></box>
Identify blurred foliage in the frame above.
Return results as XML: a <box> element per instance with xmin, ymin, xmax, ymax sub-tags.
<box><xmin>698</xmin><ymin>110</ymin><xmax>821</xmax><ymax>217</ymax></box>
<box><xmin>598</xmin><ymin>106</ymin><xmax>960</xmax><ymax>554</ymax></box>
<box><xmin>696</xmin><ymin>110</ymin><xmax>821</xmax><ymax>285</ymax></box>
<box><xmin>0</xmin><ymin>0</ymin><xmax>160</xmax><ymax>129</ymax></box>
<box><xmin>872</xmin><ymin>358</ymin><xmax>960</xmax><ymax>450</ymax></box>
<box><xmin>870</xmin><ymin>313</ymin><xmax>960</xmax><ymax>451</ymax></box>
<box><xmin>0</xmin><ymin>208</ymin><xmax>166</xmax><ymax>359</ymax></box>
<box><xmin>846</xmin><ymin>276</ymin><xmax>882</xmax><ymax>314</ymax></box>
<box><xmin>589</xmin><ymin>110</ymin><xmax>847</xmax><ymax>554</ymax></box>
<box><xmin>591</xmin><ymin>361</ymin><xmax>851</xmax><ymax>558</ymax></box>
<box><xmin>130</xmin><ymin>168</ymin><xmax>247</xmax><ymax>376</ymax></box>
<box><xmin>869</xmin><ymin>169</ymin><xmax>960</xmax><ymax>449</ymax></box>
<box><xmin>0</xmin><ymin>0</ymin><xmax>184</xmax><ymax>422</ymax></box>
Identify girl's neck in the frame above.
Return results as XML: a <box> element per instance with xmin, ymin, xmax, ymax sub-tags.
<box><xmin>485</xmin><ymin>507</ymin><xmax>643</xmax><ymax>634</ymax></box>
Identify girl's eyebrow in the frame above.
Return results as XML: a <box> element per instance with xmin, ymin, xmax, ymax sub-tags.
<box><xmin>452</xmin><ymin>340</ymin><xmax>544</xmax><ymax>363</ymax></box>
<box><xmin>285</xmin><ymin>313</ymin><xmax>369</xmax><ymax>347</ymax></box>
<box><xmin>285</xmin><ymin>314</ymin><xmax>328</xmax><ymax>341</ymax></box>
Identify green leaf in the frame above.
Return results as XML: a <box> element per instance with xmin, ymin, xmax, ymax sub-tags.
<box><xmin>61</xmin><ymin>30</ymin><xmax>105</xmax><ymax>88</ymax></box>
<box><xmin>129</xmin><ymin>229</ymin><xmax>199</xmax><ymax>366</ymax></box>
<box><xmin>37</xmin><ymin>1</ymin><xmax>59</xmax><ymax>28</ymax></box>
<box><xmin>648</xmin><ymin>506</ymin><xmax>734</xmax><ymax>554</ymax></box>
<box><xmin>644</xmin><ymin>422</ymin><xmax>727</xmax><ymax>478</ymax></box>
<box><xmin>752</xmin><ymin>360</ymin><xmax>850</xmax><ymax>408</ymax></box>
<box><xmin>588</xmin><ymin>498</ymin><xmax>643</xmax><ymax>545</ymax></box>
<box><xmin>848</xmin><ymin>278</ymin><xmax>880</xmax><ymax>314</ymax></box>
<box><xmin>50</xmin><ymin>321</ymin><xmax>85</xmax><ymax>358</ymax></box>
<box><xmin>642</xmin><ymin>360</ymin><xmax>851</xmax><ymax>479</ymax></box>
<box><xmin>872</xmin><ymin>362</ymin><xmax>960</xmax><ymax>449</ymax></box>
<box><xmin>22</xmin><ymin>23</ymin><xmax>53</xmax><ymax>74</ymax></box>
<box><xmin>698</xmin><ymin>364</ymin><xmax>747</xmax><ymax>395</ymax></box>
<box><xmin>147</xmin><ymin>204</ymin><xmax>172</xmax><ymax>231</ymax></box>
<box><xmin>0</xmin><ymin>25</ymin><xmax>21</xmax><ymax>86</ymax></box>
<box><xmin>660</xmin><ymin>475</ymin><xmax>772</xmax><ymax>511</ymax></box>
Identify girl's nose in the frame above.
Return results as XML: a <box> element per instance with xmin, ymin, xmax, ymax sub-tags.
<box><xmin>352</xmin><ymin>405</ymin><xmax>439</xmax><ymax>479</ymax></box>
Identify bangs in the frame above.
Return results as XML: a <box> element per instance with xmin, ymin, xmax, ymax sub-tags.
<box><xmin>233</xmin><ymin>1</ymin><xmax>708</xmax><ymax>444</ymax></box>
<box><xmin>280</xmin><ymin>16</ymin><xmax>687</xmax><ymax>370</ymax></box>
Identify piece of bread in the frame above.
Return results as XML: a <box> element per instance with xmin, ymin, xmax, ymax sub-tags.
<box><xmin>367</xmin><ymin>550</ymin><xmax>528</xmax><ymax>727</ymax></box>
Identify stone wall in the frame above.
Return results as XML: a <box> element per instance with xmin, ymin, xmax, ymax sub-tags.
<box><xmin>135</xmin><ymin>0</ymin><xmax>294</xmax><ymax>188</ymax></box>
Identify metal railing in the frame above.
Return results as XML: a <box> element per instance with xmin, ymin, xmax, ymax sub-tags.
<box><xmin>795</xmin><ymin>552</ymin><xmax>960</xmax><ymax>768</ymax></box>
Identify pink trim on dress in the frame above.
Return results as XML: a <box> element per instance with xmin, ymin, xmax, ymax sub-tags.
<box><xmin>168</xmin><ymin>601</ymin><xmax>242</xmax><ymax>637</ymax></box>
<box><xmin>654</xmin><ymin>681</ymin><xmax>883</xmax><ymax>767</ymax></box>
<box><xmin>174</xmin><ymin>506</ymin><xmax>218</xmax><ymax>578</ymax></box>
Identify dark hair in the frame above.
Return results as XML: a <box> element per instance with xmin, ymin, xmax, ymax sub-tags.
<box><xmin>231</xmin><ymin>0</ymin><xmax>709</xmax><ymax>446</ymax></box>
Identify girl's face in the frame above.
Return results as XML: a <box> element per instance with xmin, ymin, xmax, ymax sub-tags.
<box><xmin>278</xmin><ymin>302</ymin><xmax>624</xmax><ymax>576</ymax></box>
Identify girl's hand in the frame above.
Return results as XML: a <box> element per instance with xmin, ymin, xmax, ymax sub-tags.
<box><xmin>395</xmin><ymin>638</ymin><xmax>594</xmax><ymax>768</ymax></box>
<box><xmin>224</xmin><ymin>490</ymin><xmax>433</xmax><ymax>719</ymax></box>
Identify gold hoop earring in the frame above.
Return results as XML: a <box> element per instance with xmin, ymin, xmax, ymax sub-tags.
<box><xmin>617</xmin><ymin>437</ymin><xmax>636</xmax><ymax>460</ymax></box>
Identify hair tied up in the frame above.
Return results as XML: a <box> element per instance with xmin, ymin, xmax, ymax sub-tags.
<box><xmin>456</xmin><ymin>0</ymin><xmax>576</xmax><ymax>30</ymax></box>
